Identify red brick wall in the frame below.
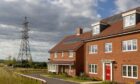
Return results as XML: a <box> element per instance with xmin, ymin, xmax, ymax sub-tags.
<box><xmin>50</xmin><ymin>52</ymin><xmax>76</xmax><ymax>61</ymax></box>
<box><xmin>76</xmin><ymin>45</ymin><xmax>85</xmax><ymax>76</ymax></box>
<box><xmin>50</xmin><ymin>47</ymin><xmax>85</xmax><ymax>76</ymax></box>
<box><xmin>85</xmin><ymin>33</ymin><xmax>140</xmax><ymax>83</ymax></box>
<box><xmin>49</xmin><ymin>51</ymin><xmax>76</xmax><ymax>76</ymax></box>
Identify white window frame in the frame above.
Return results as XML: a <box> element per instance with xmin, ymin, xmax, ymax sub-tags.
<box><xmin>54</xmin><ymin>52</ymin><xmax>57</xmax><ymax>58</ymax></box>
<box><xmin>62</xmin><ymin>51</ymin><xmax>64</xmax><ymax>58</ymax></box>
<box><xmin>92</xmin><ymin>25</ymin><xmax>100</xmax><ymax>35</ymax></box>
<box><xmin>123</xmin><ymin>13</ymin><xmax>136</xmax><ymax>28</ymax></box>
<box><xmin>69</xmin><ymin>51</ymin><xmax>74</xmax><ymax>58</ymax></box>
<box><xmin>122</xmin><ymin>65</ymin><xmax>138</xmax><ymax>79</ymax></box>
<box><xmin>105</xmin><ymin>43</ymin><xmax>112</xmax><ymax>53</ymax></box>
<box><xmin>89</xmin><ymin>45</ymin><xmax>98</xmax><ymax>54</ymax></box>
<box><xmin>89</xmin><ymin>64</ymin><xmax>97</xmax><ymax>74</ymax></box>
<box><xmin>48</xmin><ymin>64</ymin><xmax>57</xmax><ymax>72</ymax></box>
<box><xmin>122</xmin><ymin>39</ymin><xmax>137</xmax><ymax>52</ymax></box>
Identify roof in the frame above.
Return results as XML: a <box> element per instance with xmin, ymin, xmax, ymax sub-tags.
<box><xmin>85</xmin><ymin>21</ymin><xmax>140</xmax><ymax>42</ymax></box>
<box><xmin>49</xmin><ymin>7</ymin><xmax>140</xmax><ymax>52</ymax></box>
<box><xmin>49</xmin><ymin>32</ymin><xmax>92</xmax><ymax>52</ymax></box>
<box><xmin>84</xmin><ymin>7</ymin><xmax>140</xmax><ymax>42</ymax></box>
<box><xmin>48</xmin><ymin>60</ymin><xmax>74</xmax><ymax>65</ymax></box>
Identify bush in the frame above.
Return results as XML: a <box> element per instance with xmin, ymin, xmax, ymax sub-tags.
<box><xmin>61</xmin><ymin>73</ymin><xmax>70</xmax><ymax>77</ymax></box>
<box><xmin>91</xmin><ymin>77</ymin><xmax>102</xmax><ymax>81</ymax></box>
<box><xmin>76</xmin><ymin>74</ymin><xmax>91</xmax><ymax>80</ymax></box>
<box><xmin>13</xmin><ymin>63</ymin><xmax>30</xmax><ymax>68</ymax></box>
<box><xmin>32</xmin><ymin>62</ymin><xmax>47</xmax><ymax>69</ymax></box>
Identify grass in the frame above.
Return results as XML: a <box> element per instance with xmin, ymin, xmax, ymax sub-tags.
<box><xmin>8</xmin><ymin>67</ymin><xmax>116</xmax><ymax>84</ymax></box>
<box><xmin>0</xmin><ymin>67</ymin><xmax>42</xmax><ymax>84</ymax></box>
<box><xmin>14</xmin><ymin>68</ymin><xmax>47</xmax><ymax>74</ymax></box>
<box><xmin>42</xmin><ymin>73</ymin><xmax>101</xmax><ymax>83</ymax></box>
<box><xmin>42</xmin><ymin>73</ymin><xmax>118</xmax><ymax>84</ymax></box>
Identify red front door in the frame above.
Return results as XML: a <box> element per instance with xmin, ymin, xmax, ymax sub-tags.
<box><xmin>105</xmin><ymin>63</ymin><xmax>111</xmax><ymax>80</ymax></box>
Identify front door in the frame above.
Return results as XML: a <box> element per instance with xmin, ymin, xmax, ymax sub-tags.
<box><xmin>105</xmin><ymin>63</ymin><xmax>111</xmax><ymax>80</ymax></box>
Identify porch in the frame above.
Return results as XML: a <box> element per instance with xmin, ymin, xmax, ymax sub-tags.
<box><xmin>48</xmin><ymin>61</ymin><xmax>76</xmax><ymax>76</ymax></box>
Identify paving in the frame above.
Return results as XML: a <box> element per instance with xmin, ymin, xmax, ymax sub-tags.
<box><xmin>28</xmin><ymin>74</ymin><xmax>79</xmax><ymax>84</ymax></box>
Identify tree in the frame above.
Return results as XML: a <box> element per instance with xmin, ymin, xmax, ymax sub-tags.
<box><xmin>12</xmin><ymin>57</ymin><xmax>16</xmax><ymax>65</ymax></box>
<box><xmin>5</xmin><ymin>55</ymin><xmax>12</xmax><ymax>66</ymax></box>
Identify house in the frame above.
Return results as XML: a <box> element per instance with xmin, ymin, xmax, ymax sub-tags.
<box><xmin>48</xmin><ymin>28</ymin><xmax>92</xmax><ymax>76</ymax></box>
<box><xmin>48</xmin><ymin>7</ymin><xmax>140</xmax><ymax>83</ymax></box>
<box><xmin>84</xmin><ymin>7</ymin><xmax>140</xmax><ymax>83</ymax></box>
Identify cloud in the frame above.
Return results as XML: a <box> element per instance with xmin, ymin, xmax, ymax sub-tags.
<box><xmin>0</xmin><ymin>0</ymin><xmax>103</xmax><ymax>61</ymax></box>
<box><xmin>114</xmin><ymin>0</ymin><xmax>140</xmax><ymax>13</ymax></box>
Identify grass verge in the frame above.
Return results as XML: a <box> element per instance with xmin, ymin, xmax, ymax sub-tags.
<box><xmin>0</xmin><ymin>67</ymin><xmax>42</xmax><ymax>84</ymax></box>
<box><xmin>42</xmin><ymin>73</ymin><xmax>101</xmax><ymax>83</ymax></box>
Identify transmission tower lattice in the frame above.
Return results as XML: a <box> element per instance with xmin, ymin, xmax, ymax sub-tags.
<box><xmin>17</xmin><ymin>17</ymin><xmax>32</xmax><ymax>62</ymax></box>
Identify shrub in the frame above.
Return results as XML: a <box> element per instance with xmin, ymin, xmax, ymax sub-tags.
<box><xmin>76</xmin><ymin>74</ymin><xmax>91</xmax><ymax>80</ymax></box>
<box><xmin>91</xmin><ymin>77</ymin><xmax>102</xmax><ymax>81</ymax></box>
<box><xmin>61</xmin><ymin>73</ymin><xmax>70</xmax><ymax>77</ymax></box>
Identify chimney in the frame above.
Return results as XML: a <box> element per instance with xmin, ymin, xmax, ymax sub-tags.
<box><xmin>76</xmin><ymin>27</ymin><xmax>83</xmax><ymax>35</ymax></box>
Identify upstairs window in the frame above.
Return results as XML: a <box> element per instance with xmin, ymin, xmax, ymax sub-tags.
<box><xmin>92</xmin><ymin>25</ymin><xmax>100</xmax><ymax>35</ymax></box>
<box><xmin>89</xmin><ymin>45</ymin><xmax>98</xmax><ymax>54</ymax></box>
<box><xmin>69</xmin><ymin>51</ymin><xmax>74</xmax><ymax>58</ymax></box>
<box><xmin>122</xmin><ymin>10</ymin><xmax>137</xmax><ymax>28</ymax></box>
<box><xmin>54</xmin><ymin>52</ymin><xmax>57</xmax><ymax>58</ymax></box>
<box><xmin>92</xmin><ymin>22</ymin><xmax>108</xmax><ymax>35</ymax></box>
<box><xmin>122</xmin><ymin>39</ymin><xmax>137</xmax><ymax>52</ymax></box>
<box><xmin>123</xmin><ymin>13</ymin><xmax>136</xmax><ymax>28</ymax></box>
<box><xmin>105</xmin><ymin>43</ymin><xmax>112</xmax><ymax>53</ymax></box>
<box><xmin>62</xmin><ymin>51</ymin><xmax>64</xmax><ymax>58</ymax></box>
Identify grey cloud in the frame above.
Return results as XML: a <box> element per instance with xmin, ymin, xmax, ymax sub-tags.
<box><xmin>0</xmin><ymin>0</ymin><xmax>102</xmax><ymax>61</ymax></box>
<box><xmin>114</xmin><ymin>0</ymin><xmax>140</xmax><ymax>13</ymax></box>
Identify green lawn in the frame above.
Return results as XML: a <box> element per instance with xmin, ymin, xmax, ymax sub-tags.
<box><xmin>0</xmin><ymin>67</ymin><xmax>41</xmax><ymax>84</ymax></box>
<box><xmin>42</xmin><ymin>73</ymin><xmax>117</xmax><ymax>84</ymax></box>
<box><xmin>14</xmin><ymin>68</ymin><xmax>47</xmax><ymax>74</ymax></box>
<box><xmin>42</xmin><ymin>73</ymin><xmax>100</xmax><ymax>82</ymax></box>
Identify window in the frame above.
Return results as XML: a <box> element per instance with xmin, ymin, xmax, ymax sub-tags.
<box><xmin>62</xmin><ymin>51</ymin><xmax>64</xmax><ymax>58</ymax></box>
<box><xmin>89</xmin><ymin>45</ymin><xmax>98</xmax><ymax>54</ymax></box>
<box><xmin>122</xmin><ymin>65</ymin><xmax>138</xmax><ymax>78</ymax></box>
<box><xmin>89</xmin><ymin>64</ymin><xmax>97</xmax><ymax>74</ymax></box>
<box><xmin>122</xmin><ymin>39</ymin><xmax>137</xmax><ymax>52</ymax></box>
<box><xmin>92</xmin><ymin>25</ymin><xmax>100</xmax><ymax>35</ymax></box>
<box><xmin>123</xmin><ymin>14</ymin><xmax>136</xmax><ymax>28</ymax></box>
<box><xmin>122</xmin><ymin>66</ymin><xmax>127</xmax><ymax>76</ymax></box>
<box><xmin>69</xmin><ymin>51</ymin><xmax>74</xmax><ymax>58</ymax></box>
<box><xmin>105</xmin><ymin>43</ymin><xmax>112</xmax><ymax>53</ymax></box>
<box><xmin>54</xmin><ymin>52</ymin><xmax>57</xmax><ymax>58</ymax></box>
<box><xmin>48</xmin><ymin>64</ymin><xmax>57</xmax><ymax>72</ymax></box>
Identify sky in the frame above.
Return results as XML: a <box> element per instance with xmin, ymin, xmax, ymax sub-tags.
<box><xmin>0</xmin><ymin>0</ymin><xmax>139</xmax><ymax>62</ymax></box>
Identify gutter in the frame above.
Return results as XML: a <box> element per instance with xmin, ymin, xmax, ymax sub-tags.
<box><xmin>84</xmin><ymin>29</ymin><xmax>140</xmax><ymax>42</ymax></box>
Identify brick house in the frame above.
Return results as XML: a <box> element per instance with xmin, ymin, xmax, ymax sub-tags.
<box><xmin>84</xmin><ymin>7</ymin><xmax>140</xmax><ymax>83</ymax></box>
<box><xmin>48</xmin><ymin>28</ymin><xmax>92</xmax><ymax>76</ymax></box>
<box><xmin>48</xmin><ymin>7</ymin><xmax>140</xmax><ymax>83</ymax></box>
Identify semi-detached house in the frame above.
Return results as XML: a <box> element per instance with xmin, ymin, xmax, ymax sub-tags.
<box><xmin>48</xmin><ymin>28</ymin><xmax>92</xmax><ymax>76</ymax></box>
<box><xmin>48</xmin><ymin>7</ymin><xmax>140</xmax><ymax>83</ymax></box>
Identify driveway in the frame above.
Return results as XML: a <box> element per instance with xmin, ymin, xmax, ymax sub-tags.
<box><xmin>28</xmin><ymin>74</ymin><xmax>79</xmax><ymax>84</ymax></box>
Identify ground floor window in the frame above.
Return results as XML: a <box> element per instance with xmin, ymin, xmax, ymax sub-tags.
<box><xmin>48</xmin><ymin>64</ymin><xmax>57</xmax><ymax>72</ymax></box>
<box><xmin>122</xmin><ymin>65</ymin><xmax>138</xmax><ymax>78</ymax></box>
<box><xmin>88</xmin><ymin>64</ymin><xmax>97</xmax><ymax>74</ymax></box>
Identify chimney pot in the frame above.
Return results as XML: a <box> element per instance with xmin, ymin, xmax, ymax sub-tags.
<box><xmin>76</xmin><ymin>27</ymin><xmax>83</xmax><ymax>35</ymax></box>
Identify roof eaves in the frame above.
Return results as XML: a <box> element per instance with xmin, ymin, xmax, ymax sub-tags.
<box><xmin>84</xmin><ymin>29</ymin><xmax>140</xmax><ymax>42</ymax></box>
